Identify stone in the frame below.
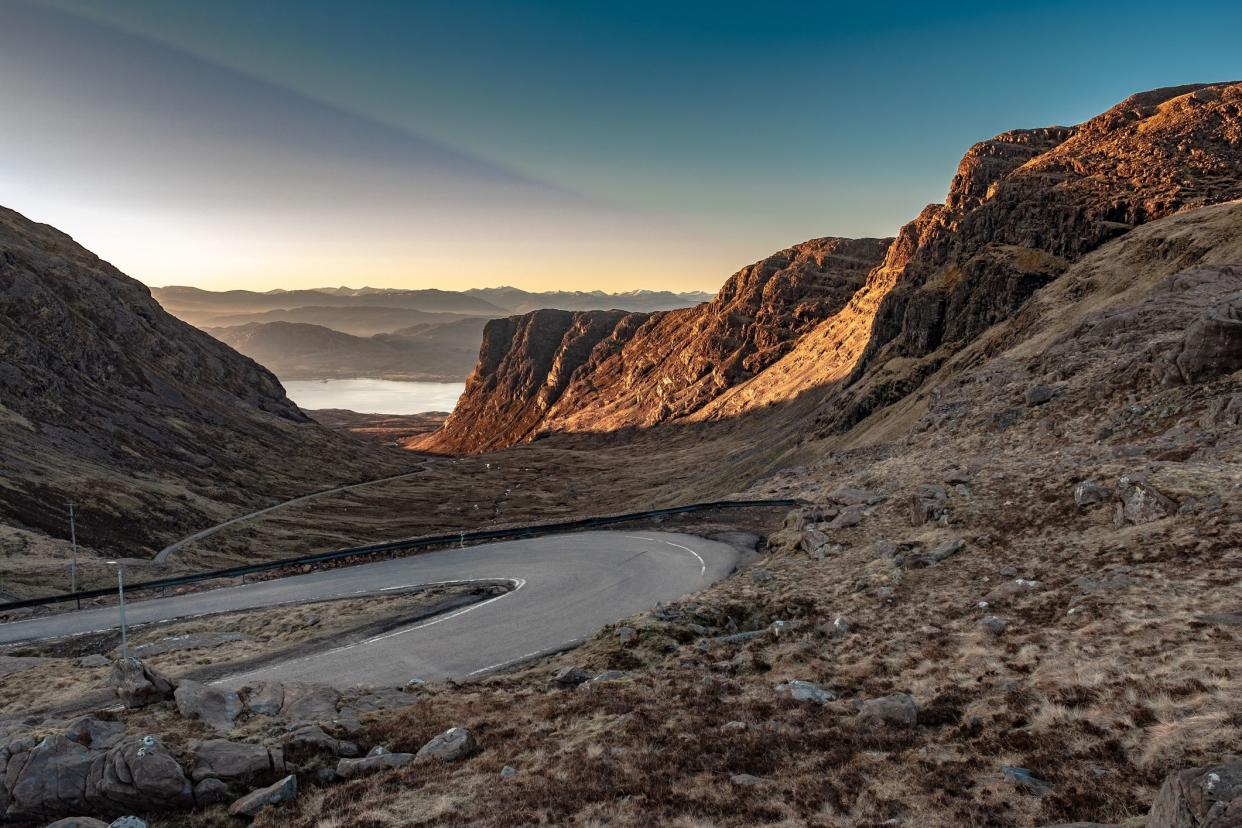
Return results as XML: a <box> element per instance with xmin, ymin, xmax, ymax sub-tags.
<box><xmin>978</xmin><ymin>616</ymin><xmax>1009</xmax><ymax>635</ymax></box>
<box><xmin>193</xmin><ymin>776</ymin><xmax>230</xmax><ymax>804</ymax></box>
<box><xmin>721</xmin><ymin>721</ymin><xmax>747</xmax><ymax>731</ymax></box>
<box><xmin>1114</xmin><ymin>474</ymin><xmax>1178</xmax><ymax>526</ymax></box>
<box><xmin>89</xmin><ymin>735</ymin><xmax>194</xmax><ymax>813</ymax></box>
<box><xmin>108</xmin><ymin>820</ymin><xmax>147</xmax><ymax>828</ymax></box>
<box><xmin>828</xmin><ymin>504</ymin><xmax>867</xmax><ymax>529</ymax></box>
<box><xmin>336</xmin><ymin>751</ymin><xmax>415</xmax><ymax>779</ymax></box>
<box><xmin>857</xmin><ymin>693</ymin><xmax>919</xmax><ymax>728</ymax></box>
<box><xmin>749</xmin><ymin>569</ymin><xmax>772</xmax><ymax>583</ymax></box>
<box><xmin>910</xmin><ymin>484</ymin><xmax>948</xmax><ymax>526</ymax></box>
<box><xmin>924</xmin><ymin>538</ymin><xmax>965</xmax><ymax>565</ymax></box>
<box><xmin>548</xmin><ymin>666</ymin><xmax>594</xmax><ymax>689</ymax></box>
<box><xmin>7</xmin><ymin>734</ymin><xmax>95</xmax><ymax>819</ymax></box>
<box><xmin>1026</xmin><ymin>384</ymin><xmax>1055</xmax><ymax>405</ymax></box>
<box><xmin>579</xmin><ymin>671</ymin><xmax>629</xmax><ymax>690</ymax></box>
<box><xmin>829</xmin><ymin>488</ymin><xmax>886</xmax><ymax>506</ymax></box>
<box><xmin>943</xmin><ymin>469</ymin><xmax>971</xmax><ymax>485</ymax></box>
<box><xmin>65</xmin><ymin>717</ymin><xmax>126</xmax><ymax>751</ymax></box>
<box><xmin>1002</xmin><ymin>765</ymin><xmax>1051</xmax><ymax>793</ymax></box>
<box><xmin>228</xmin><ymin>774</ymin><xmax>297</xmax><ymax>818</ymax></box>
<box><xmin>1073</xmin><ymin>479</ymin><xmax>1110</xmax><ymax>508</ymax></box>
<box><xmin>77</xmin><ymin>655</ymin><xmax>110</xmax><ymax>669</ymax></box>
<box><xmin>799</xmin><ymin>528</ymin><xmax>830</xmax><ymax>553</ymax></box>
<box><xmin>281</xmin><ymin>724</ymin><xmax>358</xmax><ymax>763</ymax></box>
<box><xmin>46</xmin><ymin>820</ymin><xmax>109</xmax><ymax>828</ymax></box>
<box><xmin>174</xmin><ymin>681</ymin><xmax>242</xmax><ymax>733</ymax></box>
<box><xmin>1173</xmin><ymin>294</ymin><xmax>1242</xmax><ymax>383</ymax></box>
<box><xmin>188</xmin><ymin>739</ymin><xmax>274</xmax><ymax>784</ymax></box>
<box><xmin>616</xmin><ymin>626</ymin><xmax>637</xmax><ymax>645</ymax></box>
<box><xmin>415</xmin><ymin>727</ymin><xmax>478</xmax><ymax>763</ymax></box>
<box><xmin>500</xmin><ymin>765</ymin><xmax>517</xmax><ymax>778</ymax></box>
<box><xmin>278</xmin><ymin>683</ymin><xmax>340</xmax><ymax>722</ymax></box>
<box><xmin>242</xmin><ymin>682</ymin><xmax>285</xmax><ymax>717</ymax></box>
<box><xmin>730</xmin><ymin>773</ymin><xmax>764</xmax><ymax>786</ymax></box>
<box><xmin>984</xmin><ymin>579</ymin><xmax>1043</xmax><ymax>604</ymax></box>
<box><xmin>107</xmin><ymin>658</ymin><xmax>176</xmax><ymax>710</ymax></box>
<box><xmin>1148</xmin><ymin>760</ymin><xmax>1242</xmax><ymax>827</ymax></box>
<box><xmin>774</xmin><ymin>680</ymin><xmax>834</xmax><ymax>703</ymax></box>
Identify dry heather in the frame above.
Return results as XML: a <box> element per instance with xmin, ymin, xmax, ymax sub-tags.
<box><xmin>239</xmin><ymin>205</ymin><xmax>1241</xmax><ymax>827</ymax></box>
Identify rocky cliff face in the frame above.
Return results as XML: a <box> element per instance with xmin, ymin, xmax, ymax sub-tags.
<box><xmin>426</xmin><ymin>81</ymin><xmax>1242</xmax><ymax>453</ymax></box>
<box><xmin>0</xmin><ymin>206</ymin><xmax>406</xmax><ymax>554</ymax></box>
<box><xmin>424</xmin><ymin>237</ymin><xmax>890</xmax><ymax>452</ymax></box>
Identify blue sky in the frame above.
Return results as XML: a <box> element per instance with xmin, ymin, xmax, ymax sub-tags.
<box><xmin>3</xmin><ymin>0</ymin><xmax>1240</xmax><ymax>291</ymax></box>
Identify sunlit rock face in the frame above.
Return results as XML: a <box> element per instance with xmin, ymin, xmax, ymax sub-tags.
<box><xmin>425</xmin><ymin>82</ymin><xmax>1242</xmax><ymax>454</ymax></box>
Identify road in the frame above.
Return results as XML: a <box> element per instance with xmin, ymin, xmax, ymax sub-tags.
<box><xmin>152</xmin><ymin>461</ymin><xmax>435</xmax><ymax>562</ymax></box>
<box><xmin>0</xmin><ymin>531</ymin><xmax>738</xmax><ymax>687</ymax></box>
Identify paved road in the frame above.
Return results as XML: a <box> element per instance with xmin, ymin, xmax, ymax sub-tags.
<box><xmin>0</xmin><ymin>531</ymin><xmax>738</xmax><ymax>687</ymax></box>
<box><xmin>153</xmin><ymin>462</ymin><xmax>435</xmax><ymax>562</ymax></box>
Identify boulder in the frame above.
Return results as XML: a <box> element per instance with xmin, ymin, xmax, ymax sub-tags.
<box><xmin>415</xmin><ymin>727</ymin><xmax>478</xmax><ymax>763</ymax></box>
<box><xmin>774</xmin><ymin>680</ymin><xmax>834</xmax><ymax>703</ymax></box>
<box><xmin>1173</xmin><ymin>295</ymin><xmax>1242</xmax><ymax>383</ymax></box>
<box><xmin>228</xmin><ymin>774</ymin><xmax>297</xmax><ymax>819</ymax></box>
<box><xmin>827</xmin><ymin>505</ymin><xmax>867</xmax><ymax>529</ymax></box>
<box><xmin>65</xmin><ymin>717</ymin><xmax>126</xmax><ymax>751</ymax></box>
<box><xmin>1002</xmin><ymin>765</ymin><xmax>1052</xmax><ymax>793</ymax></box>
<box><xmin>335</xmin><ymin>751</ymin><xmax>415</xmax><ymax>779</ymax></box>
<box><xmin>829</xmin><ymin>488</ymin><xmax>886</xmax><ymax>506</ymax></box>
<box><xmin>108</xmin><ymin>819</ymin><xmax>147</xmax><ymax>828</ymax></box>
<box><xmin>924</xmin><ymin>538</ymin><xmax>965</xmax><ymax>565</ymax></box>
<box><xmin>1073</xmin><ymin>480</ymin><xmax>1110</xmax><ymax>508</ymax></box>
<box><xmin>615</xmin><ymin>626</ymin><xmax>637</xmax><ymax>645</ymax></box>
<box><xmin>730</xmin><ymin>773</ymin><xmax>764</xmax><ymax>786</ymax></box>
<box><xmin>978</xmin><ymin>616</ymin><xmax>1009</xmax><ymax>635</ymax></box>
<box><xmin>799</xmin><ymin>528</ymin><xmax>830</xmax><ymax>554</ymax></box>
<box><xmin>242</xmin><ymin>682</ymin><xmax>285</xmax><ymax>717</ymax></box>
<box><xmin>173</xmin><ymin>681</ymin><xmax>242</xmax><ymax>733</ymax></box>
<box><xmin>87</xmin><ymin>735</ymin><xmax>193</xmax><ymax>813</ymax></box>
<box><xmin>909</xmin><ymin>484</ymin><xmax>948</xmax><ymax>526</ymax></box>
<box><xmin>1114</xmin><ymin>474</ymin><xmax>1178</xmax><ymax>526</ymax></box>
<box><xmin>6</xmin><ymin>734</ymin><xmax>94</xmax><ymax>819</ymax></box>
<box><xmin>281</xmin><ymin>724</ymin><xmax>358</xmax><ymax>763</ymax></box>
<box><xmin>188</xmin><ymin>739</ymin><xmax>275</xmax><ymax>784</ymax></box>
<box><xmin>107</xmin><ymin>659</ymin><xmax>175</xmax><ymax>710</ymax></box>
<box><xmin>193</xmin><ymin>776</ymin><xmax>230</xmax><ymax>805</ymax></box>
<box><xmin>278</xmin><ymin>683</ymin><xmax>340</xmax><ymax>722</ymax></box>
<box><xmin>548</xmin><ymin>666</ymin><xmax>594</xmax><ymax>690</ymax></box>
<box><xmin>857</xmin><ymin>693</ymin><xmax>919</xmax><ymax>728</ymax></box>
<box><xmin>1148</xmin><ymin>760</ymin><xmax>1242</xmax><ymax>827</ymax></box>
<box><xmin>1026</xmin><ymin>384</ymin><xmax>1055</xmax><ymax>405</ymax></box>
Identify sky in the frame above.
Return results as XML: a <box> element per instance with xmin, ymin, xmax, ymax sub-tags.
<box><xmin>1</xmin><ymin>1</ymin><xmax>1240</xmax><ymax>293</ymax></box>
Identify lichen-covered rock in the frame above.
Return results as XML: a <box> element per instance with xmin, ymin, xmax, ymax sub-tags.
<box><xmin>107</xmin><ymin>659</ymin><xmax>175</xmax><ymax>710</ymax></box>
<box><xmin>87</xmin><ymin>735</ymin><xmax>193</xmax><ymax>814</ymax></box>
<box><xmin>174</xmin><ymin>681</ymin><xmax>242</xmax><ymax>733</ymax></box>
<box><xmin>336</xmin><ymin>751</ymin><xmax>415</xmax><ymax>779</ymax></box>
<box><xmin>188</xmin><ymin>739</ymin><xmax>277</xmax><ymax>785</ymax></box>
<box><xmin>775</xmin><ymin>680</ymin><xmax>834</xmax><ymax>704</ymax></box>
<box><xmin>228</xmin><ymin>774</ymin><xmax>297</xmax><ymax>818</ymax></box>
<box><xmin>1148</xmin><ymin>760</ymin><xmax>1242</xmax><ymax>827</ymax></box>
<box><xmin>857</xmin><ymin>693</ymin><xmax>919</xmax><ymax>728</ymax></box>
<box><xmin>415</xmin><ymin>727</ymin><xmax>478</xmax><ymax>763</ymax></box>
<box><xmin>1114</xmin><ymin>474</ymin><xmax>1178</xmax><ymax>526</ymax></box>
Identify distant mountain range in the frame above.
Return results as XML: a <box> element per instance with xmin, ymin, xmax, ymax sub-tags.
<box><xmin>153</xmin><ymin>285</ymin><xmax>711</xmax><ymax>382</ymax></box>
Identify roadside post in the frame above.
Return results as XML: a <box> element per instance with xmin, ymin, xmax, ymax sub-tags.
<box><xmin>106</xmin><ymin>560</ymin><xmax>129</xmax><ymax>659</ymax></box>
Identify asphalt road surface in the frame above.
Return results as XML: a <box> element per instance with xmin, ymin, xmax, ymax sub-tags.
<box><xmin>0</xmin><ymin>531</ymin><xmax>739</xmax><ymax>688</ymax></box>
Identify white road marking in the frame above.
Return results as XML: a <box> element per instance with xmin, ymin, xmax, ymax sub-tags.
<box><xmin>626</xmin><ymin>535</ymin><xmax>706</xmax><ymax>578</ymax></box>
<box><xmin>214</xmin><ymin>578</ymin><xmax>526</xmax><ymax>685</ymax></box>
<box><xmin>465</xmin><ymin>636</ymin><xmax>585</xmax><ymax>677</ymax></box>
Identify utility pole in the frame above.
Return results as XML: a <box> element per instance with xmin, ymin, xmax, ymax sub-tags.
<box><xmin>69</xmin><ymin>502</ymin><xmax>79</xmax><ymax>609</ymax></box>
<box><xmin>107</xmin><ymin>561</ymin><xmax>128</xmax><ymax>659</ymax></box>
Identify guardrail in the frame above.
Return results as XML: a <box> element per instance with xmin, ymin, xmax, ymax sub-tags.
<box><xmin>0</xmin><ymin>498</ymin><xmax>799</xmax><ymax>613</ymax></box>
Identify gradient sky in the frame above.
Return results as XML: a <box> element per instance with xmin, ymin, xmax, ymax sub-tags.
<box><xmin>2</xmin><ymin>1</ymin><xmax>1240</xmax><ymax>293</ymax></box>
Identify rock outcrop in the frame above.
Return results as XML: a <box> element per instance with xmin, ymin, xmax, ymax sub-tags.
<box><xmin>421</xmin><ymin>237</ymin><xmax>890</xmax><ymax>452</ymax></box>
<box><xmin>424</xmin><ymin>82</ymin><xmax>1242</xmax><ymax>454</ymax></box>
